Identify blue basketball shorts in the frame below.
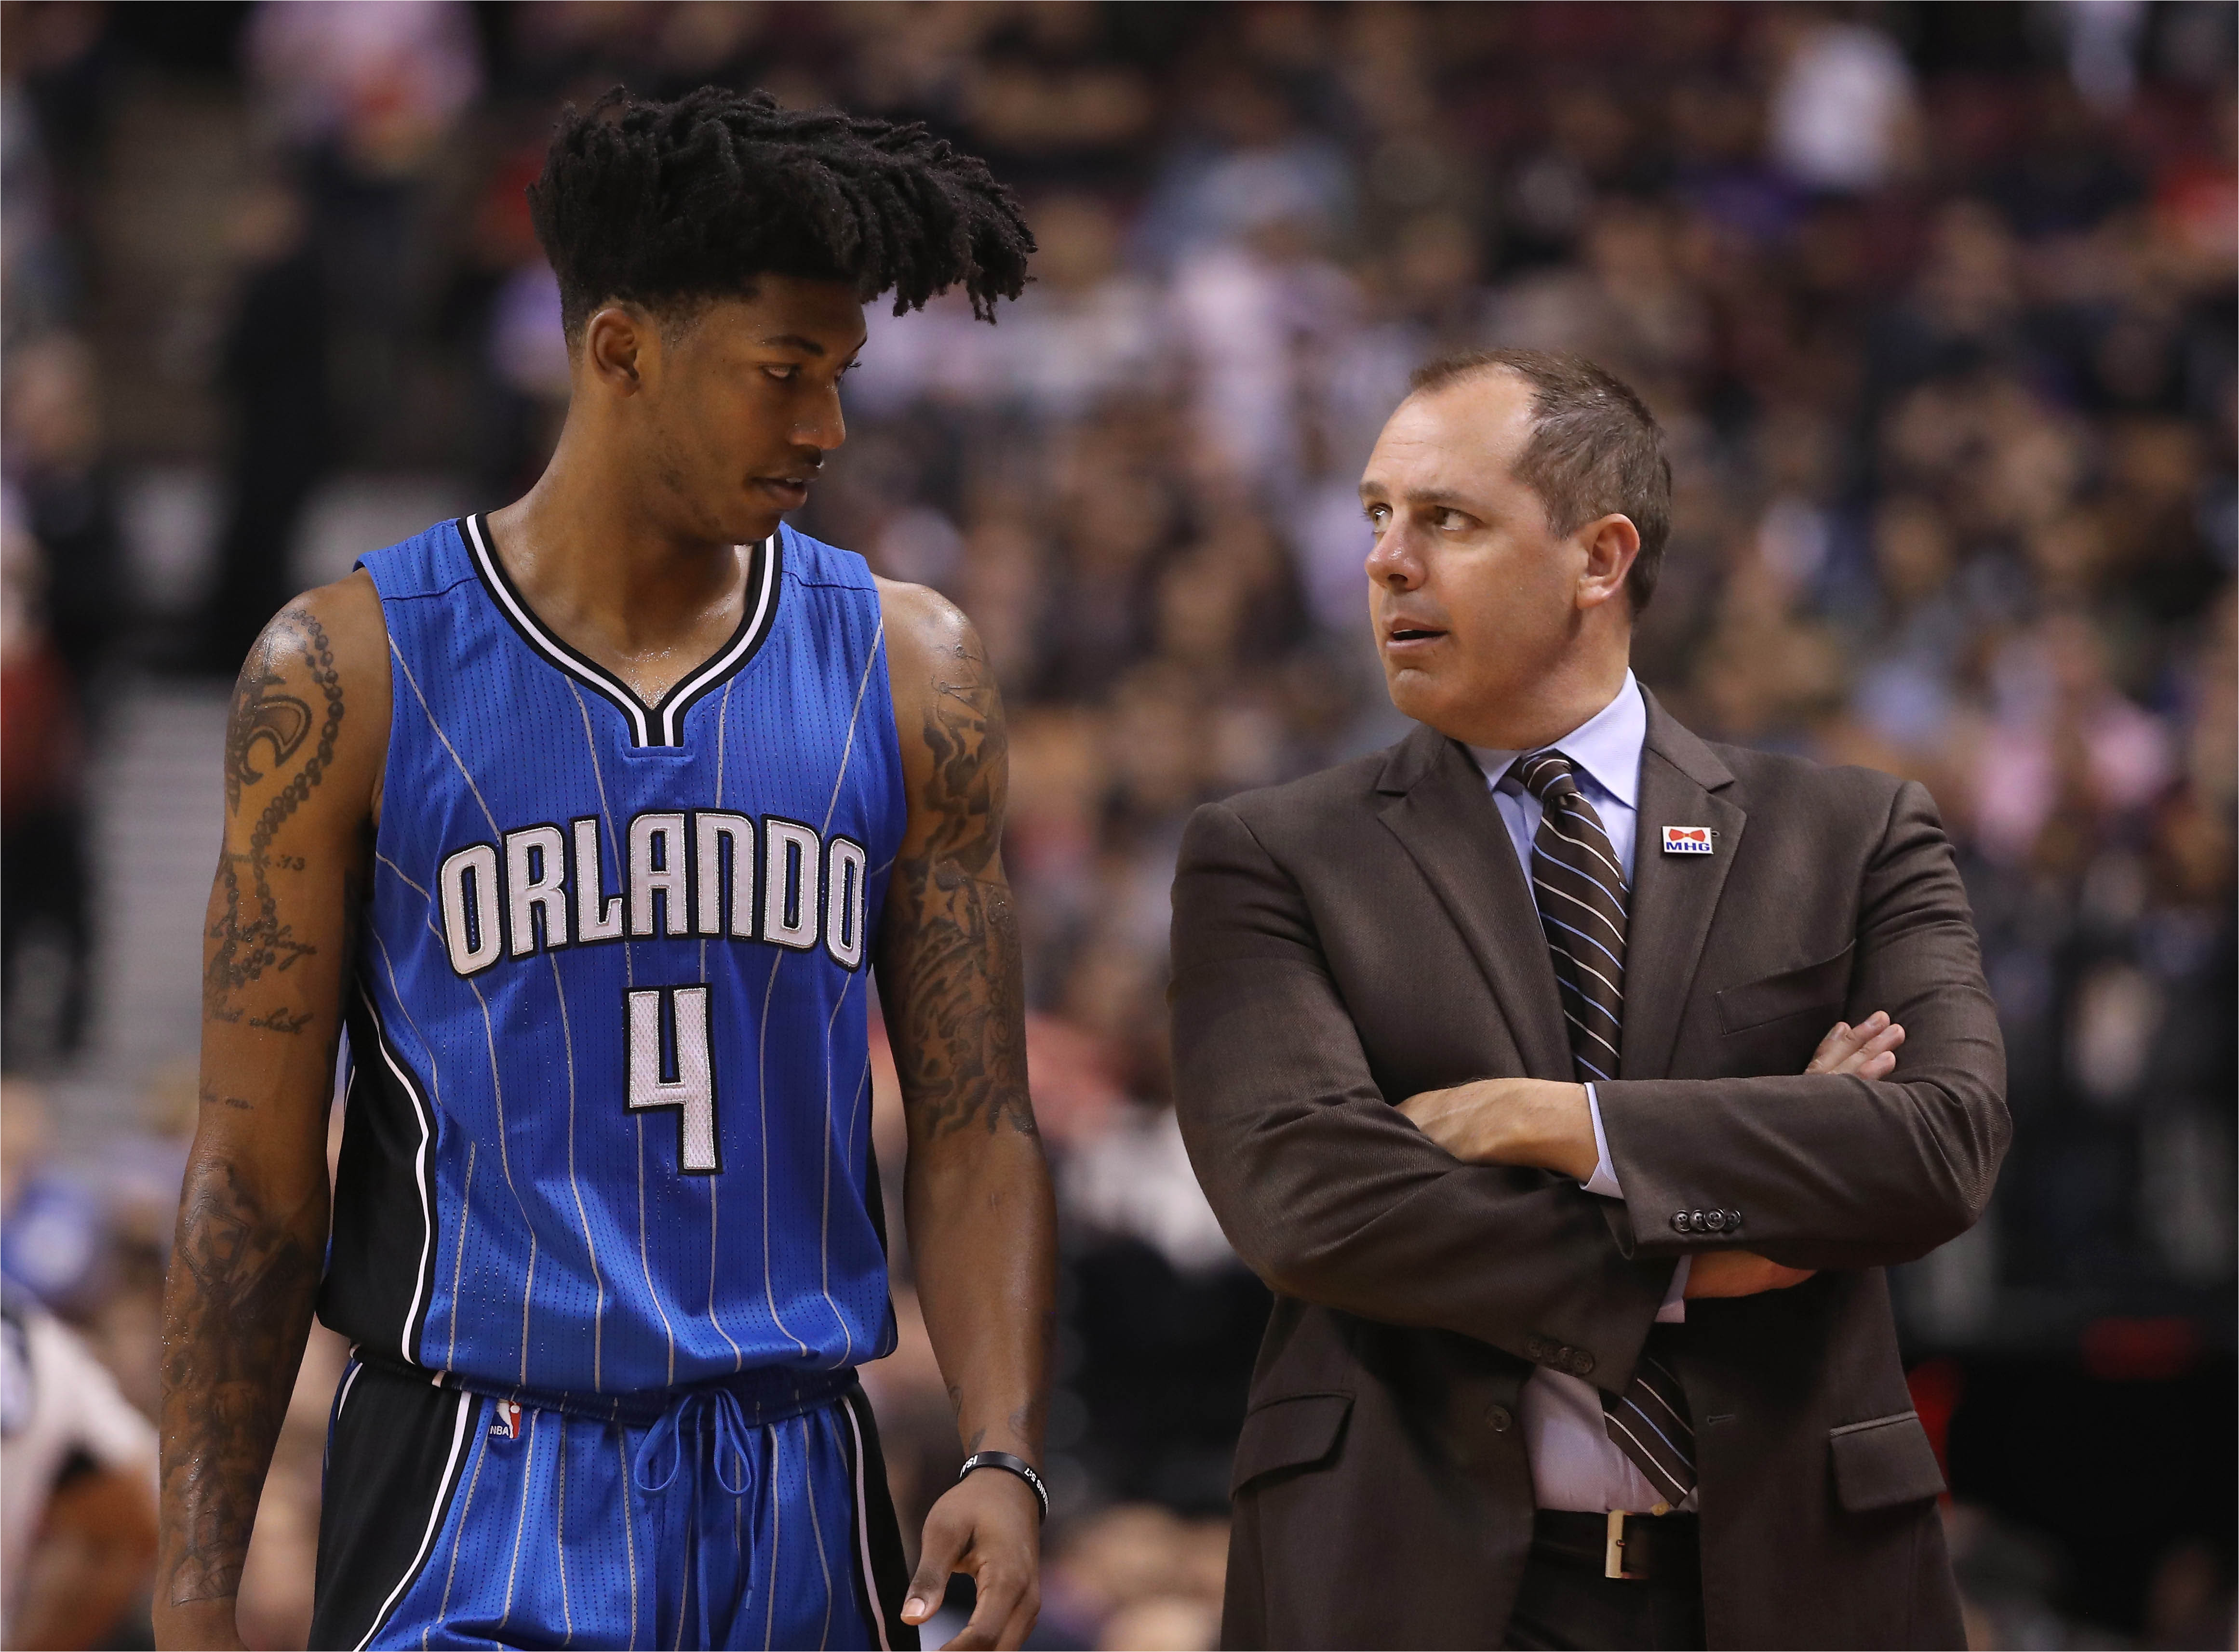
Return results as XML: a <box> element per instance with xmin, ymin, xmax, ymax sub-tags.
<box><xmin>307</xmin><ymin>1354</ymin><xmax>918</xmax><ymax>1651</ymax></box>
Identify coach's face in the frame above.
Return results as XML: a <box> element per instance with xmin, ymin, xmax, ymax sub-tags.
<box><xmin>1360</xmin><ymin>370</ymin><xmax>1635</xmax><ymax>748</ymax></box>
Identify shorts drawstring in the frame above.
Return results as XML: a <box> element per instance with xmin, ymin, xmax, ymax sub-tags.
<box><xmin>631</xmin><ymin>1388</ymin><xmax>759</xmax><ymax>1647</ymax></box>
<box><xmin>633</xmin><ymin>1386</ymin><xmax>755</xmax><ymax>1496</ymax></box>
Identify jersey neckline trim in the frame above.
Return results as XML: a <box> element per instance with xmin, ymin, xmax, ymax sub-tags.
<box><xmin>460</xmin><ymin>514</ymin><xmax>782</xmax><ymax>748</ymax></box>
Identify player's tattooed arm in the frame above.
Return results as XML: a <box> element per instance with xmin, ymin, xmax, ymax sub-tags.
<box><xmin>877</xmin><ymin>581</ymin><xmax>1057</xmax><ymax>1652</ymax></box>
<box><xmin>158</xmin><ymin>574</ymin><xmax>389</xmax><ymax>1651</ymax></box>
<box><xmin>158</xmin><ymin>1158</ymin><xmax>324</xmax><ymax>1610</ymax></box>
<box><xmin>880</xmin><ymin>608</ymin><xmax>1036</xmax><ymax>1139</ymax></box>
<box><xmin>203</xmin><ymin>605</ymin><xmax>347</xmax><ymax>1034</ymax></box>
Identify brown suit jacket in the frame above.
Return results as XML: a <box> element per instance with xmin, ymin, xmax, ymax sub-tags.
<box><xmin>1168</xmin><ymin>693</ymin><xmax>2008</xmax><ymax>1651</ymax></box>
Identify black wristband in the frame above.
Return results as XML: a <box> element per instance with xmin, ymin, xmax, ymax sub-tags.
<box><xmin>958</xmin><ymin>1450</ymin><xmax>1049</xmax><ymax>1523</ymax></box>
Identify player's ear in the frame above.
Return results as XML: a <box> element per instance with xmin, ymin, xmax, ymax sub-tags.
<box><xmin>581</xmin><ymin>304</ymin><xmax>652</xmax><ymax>397</ymax></box>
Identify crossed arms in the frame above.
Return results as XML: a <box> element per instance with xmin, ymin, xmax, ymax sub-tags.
<box><xmin>1167</xmin><ymin>779</ymin><xmax>2009</xmax><ymax>1368</ymax></box>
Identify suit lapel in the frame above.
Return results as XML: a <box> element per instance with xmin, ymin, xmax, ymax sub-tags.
<box><xmin>1622</xmin><ymin>693</ymin><xmax>1745</xmax><ymax>1080</ymax></box>
<box><xmin>1375</xmin><ymin>725</ymin><xmax>1572</xmax><ymax>1080</ymax></box>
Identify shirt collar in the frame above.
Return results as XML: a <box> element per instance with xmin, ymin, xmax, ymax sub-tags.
<box><xmin>1467</xmin><ymin>672</ymin><xmax>1646</xmax><ymax>809</ymax></box>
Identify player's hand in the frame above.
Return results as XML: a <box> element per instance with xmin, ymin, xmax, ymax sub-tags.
<box><xmin>1684</xmin><ymin>1251</ymin><xmax>1816</xmax><ymax>1298</ymax></box>
<box><xmin>903</xmin><ymin>1468</ymin><xmax>1042</xmax><ymax>1650</ymax></box>
<box><xmin>151</xmin><ymin>1597</ymin><xmax>247</xmax><ymax>1651</ymax></box>
<box><xmin>1805</xmin><ymin>1011</ymin><xmax>1904</xmax><ymax>1079</ymax></box>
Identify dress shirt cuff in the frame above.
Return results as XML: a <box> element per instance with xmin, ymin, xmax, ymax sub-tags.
<box><xmin>1580</xmin><ymin>1084</ymin><xmax>1623</xmax><ymax>1199</ymax></box>
<box><xmin>1581</xmin><ymin>1087</ymin><xmax>1677</xmax><ymax>1317</ymax></box>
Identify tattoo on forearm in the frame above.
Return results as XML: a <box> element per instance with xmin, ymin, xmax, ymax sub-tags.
<box><xmin>885</xmin><ymin>638</ymin><xmax>1037</xmax><ymax>1140</ymax></box>
<box><xmin>198</xmin><ymin>1082</ymin><xmax>254</xmax><ymax>1113</ymax></box>
<box><xmin>949</xmin><ymin>1382</ymin><xmax>983</xmax><ymax>1453</ymax></box>
<box><xmin>948</xmin><ymin>1369</ymin><xmax>1050</xmax><ymax>1458</ymax></box>
<box><xmin>1010</xmin><ymin>1396</ymin><xmax>1045</xmax><ymax>1455</ymax></box>
<box><xmin>205</xmin><ymin>609</ymin><xmax>346</xmax><ymax>1035</ymax></box>
<box><xmin>158</xmin><ymin>1157</ymin><xmax>323</xmax><ymax>1607</ymax></box>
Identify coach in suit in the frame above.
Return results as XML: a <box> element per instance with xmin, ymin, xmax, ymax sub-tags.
<box><xmin>1168</xmin><ymin>349</ymin><xmax>2008</xmax><ymax>1650</ymax></box>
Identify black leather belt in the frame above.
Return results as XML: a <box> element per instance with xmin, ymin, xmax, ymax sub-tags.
<box><xmin>1533</xmin><ymin>1509</ymin><xmax>1700</xmax><ymax>1583</ymax></box>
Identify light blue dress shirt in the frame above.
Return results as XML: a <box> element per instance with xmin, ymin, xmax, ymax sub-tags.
<box><xmin>1466</xmin><ymin>671</ymin><xmax>1693</xmax><ymax>1514</ymax></box>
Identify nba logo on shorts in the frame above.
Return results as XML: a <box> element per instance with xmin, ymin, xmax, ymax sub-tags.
<box><xmin>490</xmin><ymin>1401</ymin><xmax>523</xmax><ymax>1440</ymax></box>
<box><xmin>1662</xmin><ymin>826</ymin><xmax>1715</xmax><ymax>855</ymax></box>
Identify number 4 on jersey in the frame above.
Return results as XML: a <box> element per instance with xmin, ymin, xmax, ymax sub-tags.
<box><xmin>627</xmin><ymin>986</ymin><xmax>719</xmax><ymax>1172</ymax></box>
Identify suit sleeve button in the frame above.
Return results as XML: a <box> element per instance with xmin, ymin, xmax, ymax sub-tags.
<box><xmin>1725</xmin><ymin>1209</ymin><xmax>1743</xmax><ymax>1230</ymax></box>
<box><xmin>1485</xmin><ymin>1405</ymin><xmax>1513</xmax><ymax>1432</ymax></box>
<box><xmin>1570</xmin><ymin>1351</ymin><xmax>1595</xmax><ymax>1376</ymax></box>
<box><xmin>1671</xmin><ymin>1212</ymin><xmax>1691</xmax><ymax>1233</ymax></box>
<box><xmin>1703</xmin><ymin>1209</ymin><xmax>1727</xmax><ymax>1232</ymax></box>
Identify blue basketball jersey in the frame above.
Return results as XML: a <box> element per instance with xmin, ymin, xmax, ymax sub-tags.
<box><xmin>322</xmin><ymin>515</ymin><xmax>908</xmax><ymax>1401</ymax></box>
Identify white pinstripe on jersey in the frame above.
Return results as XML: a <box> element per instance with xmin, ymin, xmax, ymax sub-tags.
<box><xmin>391</xmin><ymin>638</ymin><xmax>549</xmax><ymax>1385</ymax></box>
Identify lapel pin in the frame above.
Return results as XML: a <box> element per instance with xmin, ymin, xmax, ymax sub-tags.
<box><xmin>1662</xmin><ymin>826</ymin><xmax>1715</xmax><ymax>855</ymax></box>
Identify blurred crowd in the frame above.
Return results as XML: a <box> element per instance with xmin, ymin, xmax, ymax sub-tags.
<box><xmin>2</xmin><ymin>3</ymin><xmax>2234</xmax><ymax>1648</ymax></box>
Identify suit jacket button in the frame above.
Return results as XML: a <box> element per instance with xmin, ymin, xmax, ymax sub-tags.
<box><xmin>1671</xmin><ymin>1212</ymin><xmax>1691</xmax><ymax>1233</ymax></box>
<box><xmin>1724</xmin><ymin>1209</ymin><xmax>1743</xmax><ymax>1230</ymax></box>
<box><xmin>1486</xmin><ymin>1405</ymin><xmax>1513</xmax><ymax>1433</ymax></box>
<box><xmin>1703</xmin><ymin>1209</ymin><xmax>1727</xmax><ymax>1232</ymax></box>
<box><xmin>1524</xmin><ymin>1335</ymin><xmax>1549</xmax><ymax>1359</ymax></box>
<box><xmin>1570</xmin><ymin>1351</ymin><xmax>1595</xmax><ymax>1376</ymax></box>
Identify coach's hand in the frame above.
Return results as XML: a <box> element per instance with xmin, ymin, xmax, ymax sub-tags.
<box><xmin>903</xmin><ymin>1469</ymin><xmax>1042</xmax><ymax>1650</ymax></box>
<box><xmin>1399</xmin><ymin>1078</ymin><xmax>1599</xmax><ymax>1179</ymax></box>
<box><xmin>1805</xmin><ymin>1010</ymin><xmax>1905</xmax><ymax>1079</ymax></box>
<box><xmin>1683</xmin><ymin>1012</ymin><xmax>1907</xmax><ymax>1299</ymax></box>
<box><xmin>1683</xmin><ymin>1250</ymin><xmax>1817</xmax><ymax>1297</ymax></box>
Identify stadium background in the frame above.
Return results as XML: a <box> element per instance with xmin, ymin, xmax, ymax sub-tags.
<box><xmin>0</xmin><ymin>2</ymin><xmax>2232</xmax><ymax>1647</ymax></box>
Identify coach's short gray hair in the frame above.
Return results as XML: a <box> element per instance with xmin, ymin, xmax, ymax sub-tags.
<box><xmin>1409</xmin><ymin>348</ymin><xmax>1673</xmax><ymax>612</ymax></box>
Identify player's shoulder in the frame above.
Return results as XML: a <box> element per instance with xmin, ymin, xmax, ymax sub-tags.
<box><xmin>230</xmin><ymin>516</ymin><xmax>423</xmax><ymax>797</ymax></box>
<box><xmin>221</xmin><ymin>567</ymin><xmax>390</xmax><ymax>826</ymax></box>
<box><xmin>874</xmin><ymin>573</ymin><xmax>980</xmax><ymax>690</ymax></box>
<box><xmin>247</xmin><ymin>567</ymin><xmax>389</xmax><ymax>694</ymax></box>
<box><xmin>357</xmin><ymin>515</ymin><xmax>478</xmax><ymax>603</ymax></box>
<box><xmin>778</xmin><ymin>521</ymin><xmax>880</xmax><ymax>592</ymax></box>
<box><xmin>873</xmin><ymin>574</ymin><xmax>1001</xmax><ymax>812</ymax></box>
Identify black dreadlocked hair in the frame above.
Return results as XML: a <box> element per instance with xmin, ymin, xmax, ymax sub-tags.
<box><xmin>527</xmin><ymin>86</ymin><xmax>1035</xmax><ymax>342</ymax></box>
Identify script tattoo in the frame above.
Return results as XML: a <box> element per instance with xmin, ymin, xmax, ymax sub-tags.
<box><xmin>204</xmin><ymin>609</ymin><xmax>345</xmax><ymax>1034</ymax></box>
<box><xmin>883</xmin><ymin>635</ymin><xmax>1038</xmax><ymax>1140</ymax></box>
<box><xmin>158</xmin><ymin>1156</ymin><xmax>322</xmax><ymax>1608</ymax></box>
<box><xmin>197</xmin><ymin>1082</ymin><xmax>253</xmax><ymax>1113</ymax></box>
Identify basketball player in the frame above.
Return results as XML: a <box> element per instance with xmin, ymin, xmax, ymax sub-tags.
<box><xmin>154</xmin><ymin>90</ymin><xmax>1055</xmax><ymax>1652</ymax></box>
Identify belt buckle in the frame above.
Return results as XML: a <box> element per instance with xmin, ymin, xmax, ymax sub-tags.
<box><xmin>1604</xmin><ymin>1511</ymin><xmax>1636</xmax><ymax>1580</ymax></box>
<box><xmin>1604</xmin><ymin>1507</ymin><xmax>1668</xmax><ymax>1580</ymax></box>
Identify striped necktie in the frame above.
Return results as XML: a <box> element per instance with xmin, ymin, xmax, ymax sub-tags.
<box><xmin>1515</xmin><ymin>749</ymin><xmax>1696</xmax><ymax>1508</ymax></box>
